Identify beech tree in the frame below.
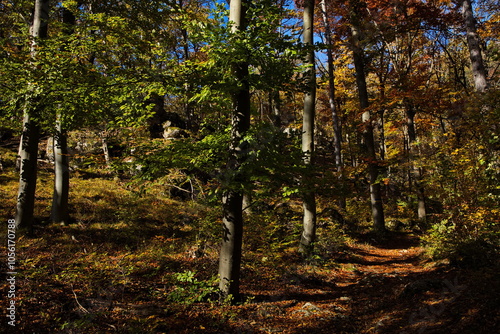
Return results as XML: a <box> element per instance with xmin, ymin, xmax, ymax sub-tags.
<box><xmin>299</xmin><ymin>0</ymin><xmax>318</xmax><ymax>252</ymax></box>
<box><xmin>319</xmin><ymin>0</ymin><xmax>346</xmax><ymax>212</ymax></box>
<box><xmin>50</xmin><ymin>5</ymin><xmax>75</xmax><ymax>225</ymax></box>
<box><xmin>457</xmin><ymin>0</ymin><xmax>489</xmax><ymax>92</ymax></box>
<box><xmin>218</xmin><ymin>0</ymin><xmax>251</xmax><ymax>301</ymax></box>
<box><xmin>10</xmin><ymin>0</ymin><xmax>173</xmax><ymax>228</ymax></box>
<box><xmin>363</xmin><ymin>0</ymin><xmax>441</xmax><ymax>223</ymax></box>
<box><xmin>15</xmin><ymin>0</ymin><xmax>50</xmax><ymax>230</ymax></box>
<box><xmin>320</xmin><ymin>0</ymin><xmax>342</xmax><ymax>174</ymax></box>
<box><xmin>348</xmin><ymin>0</ymin><xmax>385</xmax><ymax>233</ymax></box>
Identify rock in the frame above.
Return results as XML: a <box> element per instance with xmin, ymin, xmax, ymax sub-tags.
<box><xmin>163</xmin><ymin>127</ymin><xmax>188</xmax><ymax>139</ymax></box>
<box><xmin>320</xmin><ymin>207</ymin><xmax>346</xmax><ymax>225</ymax></box>
<box><xmin>302</xmin><ymin>302</ymin><xmax>322</xmax><ymax>312</ymax></box>
<box><xmin>293</xmin><ymin>302</ymin><xmax>337</xmax><ymax>318</ymax></box>
<box><xmin>387</xmin><ymin>220</ymin><xmax>405</xmax><ymax>231</ymax></box>
<box><xmin>257</xmin><ymin>304</ymin><xmax>283</xmax><ymax>318</ymax></box>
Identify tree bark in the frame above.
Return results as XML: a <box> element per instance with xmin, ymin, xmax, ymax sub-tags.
<box><xmin>405</xmin><ymin>104</ymin><xmax>426</xmax><ymax>222</ymax></box>
<box><xmin>178</xmin><ymin>0</ymin><xmax>196</xmax><ymax>130</ymax></box>
<box><xmin>219</xmin><ymin>190</ymin><xmax>244</xmax><ymax>300</ymax></box>
<box><xmin>16</xmin><ymin>112</ymin><xmax>40</xmax><ymax>229</ymax></box>
<box><xmin>101</xmin><ymin>131</ymin><xmax>111</xmax><ymax>167</ymax></box>
<box><xmin>50</xmin><ymin>6</ymin><xmax>75</xmax><ymax>225</ymax></box>
<box><xmin>320</xmin><ymin>0</ymin><xmax>345</xmax><ymax>210</ymax></box>
<box><xmin>349</xmin><ymin>1</ymin><xmax>386</xmax><ymax>233</ymax></box>
<box><xmin>458</xmin><ymin>0</ymin><xmax>488</xmax><ymax>92</ymax></box>
<box><xmin>218</xmin><ymin>0</ymin><xmax>250</xmax><ymax>302</ymax></box>
<box><xmin>15</xmin><ymin>0</ymin><xmax>50</xmax><ymax>230</ymax></box>
<box><xmin>51</xmin><ymin>120</ymin><xmax>70</xmax><ymax>225</ymax></box>
<box><xmin>300</xmin><ymin>0</ymin><xmax>317</xmax><ymax>253</ymax></box>
<box><xmin>320</xmin><ymin>0</ymin><xmax>342</xmax><ymax>173</ymax></box>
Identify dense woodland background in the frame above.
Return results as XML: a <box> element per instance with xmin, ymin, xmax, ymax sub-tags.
<box><xmin>0</xmin><ymin>0</ymin><xmax>499</xmax><ymax>333</ymax></box>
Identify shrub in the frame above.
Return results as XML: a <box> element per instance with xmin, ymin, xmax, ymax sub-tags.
<box><xmin>167</xmin><ymin>270</ymin><xmax>219</xmax><ymax>305</ymax></box>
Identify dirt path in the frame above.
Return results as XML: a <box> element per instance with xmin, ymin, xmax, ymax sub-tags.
<box><xmin>197</xmin><ymin>232</ymin><xmax>499</xmax><ymax>334</ymax></box>
<box><xmin>7</xmin><ymin>227</ymin><xmax>497</xmax><ymax>333</ymax></box>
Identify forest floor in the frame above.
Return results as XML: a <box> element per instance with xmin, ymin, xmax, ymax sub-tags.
<box><xmin>165</xmin><ymin>233</ymin><xmax>499</xmax><ymax>334</ymax></box>
<box><xmin>0</xmin><ymin>166</ymin><xmax>499</xmax><ymax>333</ymax></box>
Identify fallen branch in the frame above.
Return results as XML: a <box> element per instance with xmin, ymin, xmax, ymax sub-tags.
<box><xmin>71</xmin><ymin>284</ymin><xmax>90</xmax><ymax>314</ymax></box>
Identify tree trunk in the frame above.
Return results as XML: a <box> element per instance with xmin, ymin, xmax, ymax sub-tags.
<box><xmin>320</xmin><ymin>0</ymin><xmax>342</xmax><ymax>173</ymax></box>
<box><xmin>349</xmin><ymin>3</ymin><xmax>386</xmax><ymax>233</ymax></box>
<box><xmin>218</xmin><ymin>0</ymin><xmax>250</xmax><ymax>302</ymax></box>
<box><xmin>51</xmin><ymin>120</ymin><xmax>70</xmax><ymax>225</ymax></box>
<box><xmin>15</xmin><ymin>0</ymin><xmax>50</xmax><ymax>230</ymax></box>
<box><xmin>459</xmin><ymin>0</ymin><xmax>488</xmax><ymax>92</ymax></box>
<box><xmin>320</xmin><ymin>0</ymin><xmax>345</xmax><ymax>210</ymax></box>
<box><xmin>178</xmin><ymin>0</ymin><xmax>196</xmax><ymax>130</ymax></box>
<box><xmin>16</xmin><ymin>112</ymin><xmax>40</xmax><ymax>230</ymax></box>
<box><xmin>405</xmin><ymin>104</ymin><xmax>426</xmax><ymax>222</ymax></box>
<box><xmin>242</xmin><ymin>192</ymin><xmax>252</xmax><ymax>214</ymax></box>
<box><xmin>300</xmin><ymin>0</ymin><xmax>317</xmax><ymax>253</ymax></box>
<box><xmin>101</xmin><ymin>132</ymin><xmax>111</xmax><ymax>167</ymax></box>
<box><xmin>219</xmin><ymin>190</ymin><xmax>244</xmax><ymax>300</ymax></box>
<box><xmin>271</xmin><ymin>90</ymin><xmax>281</xmax><ymax>127</ymax></box>
<box><xmin>50</xmin><ymin>6</ymin><xmax>75</xmax><ymax>225</ymax></box>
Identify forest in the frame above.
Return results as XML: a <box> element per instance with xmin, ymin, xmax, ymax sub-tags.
<box><xmin>0</xmin><ymin>0</ymin><xmax>499</xmax><ymax>333</ymax></box>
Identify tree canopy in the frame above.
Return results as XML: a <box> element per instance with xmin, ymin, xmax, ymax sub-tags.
<box><xmin>0</xmin><ymin>0</ymin><xmax>499</xmax><ymax>331</ymax></box>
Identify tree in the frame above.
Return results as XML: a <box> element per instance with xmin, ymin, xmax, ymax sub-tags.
<box><xmin>51</xmin><ymin>4</ymin><xmax>75</xmax><ymax>225</ymax></box>
<box><xmin>299</xmin><ymin>0</ymin><xmax>318</xmax><ymax>252</ymax></box>
<box><xmin>9</xmin><ymin>0</ymin><xmax>173</xmax><ymax>228</ymax></box>
<box><xmin>15</xmin><ymin>0</ymin><xmax>50</xmax><ymax>230</ymax></box>
<box><xmin>218</xmin><ymin>0</ymin><xmax>251</xmax><ymax>301</ymax></box>
<box><xmin>457</xmin><ymin>0</ymin><xmax>488</xmax><ymax>92</ymax></box>
<box><xmin>364</xmin><ymin>0</ymin><xmax>437</xmax><ymax>223</ymax></box>
<box><xmin>320</xmin><ymin>0</ymin><xmax>345</xmax><ymax>209</ymax></box>
<box><xmin>348</xmin><ymin>0</ymin><xmax>385</xmax><ymax>233</ymax></box>
<box><xmin>406</xmin><ymin>102</ymin><xmax>427</xmax><ymax>223</ymax></box>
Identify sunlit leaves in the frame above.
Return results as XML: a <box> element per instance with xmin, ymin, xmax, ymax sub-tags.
<box><xmin>183</xmin><ymin>0</ymin><xmax>302</xmax><ymax>104</ymax></box>
<box><xmin>0</xmin><ymin>0</ymin><xmax>185</xmax><ymax>134</ymax></box>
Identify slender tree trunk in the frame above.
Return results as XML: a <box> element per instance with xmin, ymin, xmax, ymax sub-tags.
<box><xmin>271</xmin><ymin>90</ymin><xmax>281</xmax><ymax>127</ymax></box>
<box><xmin>101</xmin><ymin>131</ymin><xmax>111</xmax><ymax>168</ymax></box>
<box><xmin>458</xmin><ymin>0</ymin><xmax>488</xmax><ymax>92</ymax></box>
<box><xmin>405</xmin><ymin>104</ymin><xmax>426</xmax><ymax>222</ymax></box>
<box><xmin>219</xmin><ymin>189</ymin><xmax>244</xmax><ymax>300</ymax></box>
<box><xmin>178</xmin><ymin>0</ymin><xmax>196</xmax><ymax>130</ymax></box>
<box><xmin>320</xmin><ymin>0</ymin><xmax>345</xmax><ymax>210</ymax></box>
<box><xmin>320</xmin><ymin>0</ymin><xmax>342</xmax><ymax>173</ymax></box>
<box><xmin>51</xmin><ymin>120</ymin><xmax>70</xmax><ymax>225</ymax></box>
<box><xmin>16</xmin><ymin>112</ymin><xmax>40</xmax><ymax>229</ymax></box>
<box><xmin>349</xmin><ymin>2</ymin><xmax>386</xmax><ymax>233</ymax></box>
<box><xmin>50</xmin><ymin>6</ymin><xmax>75</xmax><ymax>225</ymax></box>
<box><xmin>218</xmin><ymin>0</ymin><xmax>250</xmax><ymax>301</ymax></box>
<box><xmin>15</xmin><ymin>0</ymin><xmax>50</xmax><ymax>230</ymax></box>
<box><xmin>416</xmin><ymin>171</ymin><xmax>426</xmax><ymax>221</ymax></box>
<box><xmin>300</xmin><ymin>0</ymin><xmax>317</xmax><ymax>253</ymax></box>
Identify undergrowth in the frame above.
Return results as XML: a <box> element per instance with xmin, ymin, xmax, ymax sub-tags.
<box><xmin>1</xmin><ymin>147</ymin><xmax>498</xmax><ymax>332</ymax></box>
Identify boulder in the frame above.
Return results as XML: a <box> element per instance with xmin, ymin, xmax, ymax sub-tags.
<box><xmin>163</xmin><ymin>127</ymin><xmax>188</xmax><ymax>139</ymax></box>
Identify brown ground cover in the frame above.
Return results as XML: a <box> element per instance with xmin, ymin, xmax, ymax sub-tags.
<box><xmin>1</xmin><ymin>227</ymin><xmax>498</xmax><ymax>333</ymax></box>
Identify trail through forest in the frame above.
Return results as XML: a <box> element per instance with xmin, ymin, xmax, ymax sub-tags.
<box><xmin>0</xmin><ymin>207</ymin><xmax>498</xmax><ymax>333</ymax></box>
<box><xmin>164</xmin><ymin>233</ymin><xmax>499</xmax><ymax>334</ymax></box>
<box><xmin>0</xmin><ymin>169</ymin><xmax>498</xmax><ymax>334</ymax></box>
